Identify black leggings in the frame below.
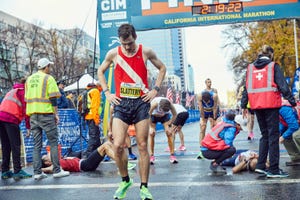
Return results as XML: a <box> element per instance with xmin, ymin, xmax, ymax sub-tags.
<box><xmin>80</xmin><ymin>150</ymin><xmax>104</xmax><ymax>171</ymax></box>
<box><xmin>202</xmin><ymin>146</ymin><xmax>236</xmax><ymax>164</ymax></box>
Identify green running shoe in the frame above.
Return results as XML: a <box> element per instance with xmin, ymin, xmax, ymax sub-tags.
<box><xmin>197</xmin><ymin>151</ymin><xmax>205</xmax><ymax>159</ymax></box>
<box><xmin>127</xmin><ymin>162</ymin><xmax>136</xmax><ymax>170</ymax></box>
<box><xmin>140</xmin><ymin>185</ymin><xmax>153</xmax><ymax>200</ymax></box>
<box><xmin>1</xmin><ymin>170</ymin><xmax>13</xmax><ymax>179</ymax></box>
<box><xmin>113</xmin><ymin>179</ymin><xmax>133</xmax><ymax>199</ymax></box>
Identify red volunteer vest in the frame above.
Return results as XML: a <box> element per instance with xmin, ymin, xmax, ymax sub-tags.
<box><xmin>246</xmin><ymin>62</ymin><xmax>281</xmax><ymax>109</ymax></box>
<box><xmin>115</xmin><ymin>44</ymin><xmax>148</xmax><ymax>98</ymax></box>
<box><xmin>201</xmin><ymin>121</ymin><xmax>236</xmax><ymax>151</ymax></box>
<box><xmin>0</xmin><ymin>88</ymin><xmax>23</xmax><ymax>121</ymax></box>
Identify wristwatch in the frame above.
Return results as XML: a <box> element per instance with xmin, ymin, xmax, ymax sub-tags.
<box><xmin>153</xmin><ymin>86</ymin><xmax>160</xmax><ymax>92</ymax></box>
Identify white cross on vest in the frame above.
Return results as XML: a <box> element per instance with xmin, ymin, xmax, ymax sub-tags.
<box><xmin>256</xmin><ymin>73</ymin><xmax>263</xmax><ymax>80</ymax></box>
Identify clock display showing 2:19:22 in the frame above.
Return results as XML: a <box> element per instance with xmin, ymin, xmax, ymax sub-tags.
<box><xmin>197</xmin><ymin>2</ymin><xmax>243</xmax><ymax>15</ymax></box>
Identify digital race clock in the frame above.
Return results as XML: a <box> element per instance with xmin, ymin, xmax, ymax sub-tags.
<box><xmin>192</xmin><ymin>2</ymin><xmax>243</xmax><ymax>15</ymax></box>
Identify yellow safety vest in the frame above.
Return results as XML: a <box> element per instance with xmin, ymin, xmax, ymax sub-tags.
<box><xmin>25</xmin><ymin>71</ymin><xmax>61</xmax><ymax>115</ymax></box>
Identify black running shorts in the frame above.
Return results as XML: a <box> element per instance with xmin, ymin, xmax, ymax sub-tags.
<box><xmin>150</xmin><ymin>113</ymin><xmax>170</xmax><ymax>124</ymax></box>
<box><xmin>114</xmin><ymin>98</ymin><xmax>150</xmax><ymax>125</ymax></box>
<box><xmin>173</xmin><ymin>112</ymin><xmax>189</xmax><ymax>126</ymax></box>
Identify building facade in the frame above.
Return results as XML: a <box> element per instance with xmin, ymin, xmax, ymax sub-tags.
<box><xmin>0</xmin><ymin>10</ymin><xmax>99</xmax><ymax>93</ymax></box>
<box><xmin>137</xmin><ymin>28</ymin><xmax>188</xmax><ymax>90</ymax></box>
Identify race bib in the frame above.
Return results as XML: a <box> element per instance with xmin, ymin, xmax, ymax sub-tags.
<box><xmin>120</xmin><ymin>82</ymin><xmax>141</xmax><ymax>98</ymax></box>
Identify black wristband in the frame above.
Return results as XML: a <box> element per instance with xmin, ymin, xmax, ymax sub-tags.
<box><xmin>153</xmin><ymin>86</ymin><xmax>160</xmax><ymax>92</ymax></box>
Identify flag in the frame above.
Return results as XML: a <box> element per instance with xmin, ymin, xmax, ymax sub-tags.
<box><xmin>185</xmin><ymin>91</ymin><xmax>195</xmax><ymax>108</ymax></box>
<box><xmin>185</xmin><ymin>91</ymin><xmax>190</xmax><ymax>107</ymax></box>
<box><xmin>292</xmin><ymin>67</ymin><xmax>300</xmax><ymax>97</ymax></box>
<box><xmin>175</xmin><ymin>91</ymin><xmax>180</xmax><ymax>104</ymax></box>
<box><xmin>167</xmin><ymin>86</ymin><xmax>173</xmax><ymax>103</ymax></box>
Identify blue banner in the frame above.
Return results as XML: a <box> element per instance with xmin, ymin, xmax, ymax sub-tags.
<box><xmin>97</xmin><ymin>0</ymin><xmax>300</xmax><ymax>62</ymax></box>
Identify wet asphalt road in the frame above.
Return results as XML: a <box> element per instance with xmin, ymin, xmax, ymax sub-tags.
<box><xmin>1</xmin><ymin>120</ymin><xmax>300</xmax><ymax>200</ymax></box>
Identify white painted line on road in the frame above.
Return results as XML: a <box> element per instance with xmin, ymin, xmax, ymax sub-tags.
<box><xmin>1</xmin><ymin>179</ymin><xmax>300</xmax><ymax>190</ymax></box>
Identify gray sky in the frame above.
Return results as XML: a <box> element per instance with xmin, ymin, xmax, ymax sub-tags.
<box><xmin>1</xmin><ymin>0</ymin><xmax>236</xmax><ymax>105</ymax></box>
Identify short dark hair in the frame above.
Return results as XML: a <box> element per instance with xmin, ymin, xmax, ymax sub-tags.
<box><xmin>159</xmin><ymin>99</ymin><xmax>171</xmax><ymax>112</ymax></box>
<box><xmin>225</xmin><ymin>110</ymin><xmax>236</xmax><ymax>121</ymax></box>
<box><xmin>260</xmin><ymin>45</ymin><xmax>274</xmax><ymax>59</ymax></box>
<box><xmin>57</xmin><ymin>80</ymin><xmax>65</xmax><ymax>85</ymax></box>
<box><xmin>118</xmin><ymin>24</ymin><xmax>137</xmax><ymax>40</ymax></box>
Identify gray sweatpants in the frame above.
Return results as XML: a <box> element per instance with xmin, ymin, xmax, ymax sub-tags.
<box><xmin>30</xmin><ymin>114</ymin><xmax>61</xmax><ymax>174</ymax></box>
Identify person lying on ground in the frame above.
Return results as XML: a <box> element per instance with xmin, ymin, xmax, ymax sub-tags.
<box><xmin>41</xmin><ymin>141</ymin><xmax>136</xmax><ymax>173</ymax></box>
<box><xmin>221</xmin><ymin>149</ymin><xmax>270</xmax><ymax>174</ymax></box>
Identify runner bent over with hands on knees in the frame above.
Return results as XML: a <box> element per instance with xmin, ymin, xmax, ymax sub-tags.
<box><xmin>149</xmin><ymin>97</ymin><xmax>178</xmax><ymax>164</ymax></box>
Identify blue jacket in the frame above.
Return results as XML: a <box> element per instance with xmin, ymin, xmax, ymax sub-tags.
<box><xmin>201</xmin><ymin>117</ymin><xmax>237</xmax><ymax>151</ymax></box>
<box><xmin>279</xmin><ymin>105</ymin><xmax>299</xmax><ymax>139</ymax></box>
<box><xmin>57</xmin><ymin>88</ymin><xmax>68</xmax><ymax>109</ymax></box>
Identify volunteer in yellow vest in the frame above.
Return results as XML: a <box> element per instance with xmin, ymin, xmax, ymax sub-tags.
<box><xmin>242</xmin><ymin>45</ymin><xmax>296</xmax><ymax>178</ymax></box>
<box><xmin>25</xmin><ymin>57</ymin><xmax>70</xmax><ymax>180</ymax></box>
<box><xmin>84</xmin><ymin>82</ymin><xmax>102</xmax><ymax>158</ymax></box>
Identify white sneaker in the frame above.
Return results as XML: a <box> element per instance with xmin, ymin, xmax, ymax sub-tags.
<box><xmin>34</xmin><ymin>172</ymin><xmax>48</xmax><ymax>180</ymax></box>
<box><xmin>53</xmin><ymin>170</ymin><xmax>70</xmax><ymax>178</ymax></box>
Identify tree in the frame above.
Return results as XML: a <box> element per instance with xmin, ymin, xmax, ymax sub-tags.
<box><xmin>19</xmin><ymin>22</ymin><xmax>46</xmax><ymax>74</ymax></box>
<box><xmin>0</xmin><ymin>20</ymin><xmax>23</xmax><ymax>88</ymax></box>
<box><xmin>44</xmin><ymin>28</ymin><xmax>93</xmax><ymax>84</ymax></box>
<box><xmin>222</xmin><ymin>19</ymin><xmax>300</xmax><ymax>90</ymax></box>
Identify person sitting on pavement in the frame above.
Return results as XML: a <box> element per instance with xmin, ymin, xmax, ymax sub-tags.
<box><xmin>279</xmin><ymin>99</ymin><xmax>300</xmax><ymax>166</ymax></box>
<box><xmin>201</xmin><ymin>112</ymin><xmax>247</xmax><ymax>174</ymax></box>
<box><xmin>149</xmin><ymin>97</ymin><xmax>178</xmax><ymax>164</ymax></box>
<box><xmin>197</xmin><ymin>90</ymin><xmax>220</xmax><ymax>159</ymax></box>
<box><xmin>221</xmin><ymin>149</ymin><xmax>270</xmax><ymax>174</ymax></box>
<box><xmin>41</xmin><ymin>141</ymin><xmax>136</xmax><ymax>173</ymax></box>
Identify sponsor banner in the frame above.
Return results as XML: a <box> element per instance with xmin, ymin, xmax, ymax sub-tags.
<box><xmin>132</xmin><ymin>1</ymin><xmax>300</xmax><ymax>30</ymax></box>
<box><xmin>98</xmin><ymin>0</ymin><xmax>300</xmax><ymax>60</ymax></box>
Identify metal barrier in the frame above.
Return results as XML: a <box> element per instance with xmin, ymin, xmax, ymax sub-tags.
<box><xmin>20</xmin><ymin>109</ymin><xmax>199</xmax><ymax>163</ymax></box>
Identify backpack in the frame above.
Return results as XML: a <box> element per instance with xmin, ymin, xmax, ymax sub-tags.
<box><xmin>77</xmin><ymin>89</ymin><xmax>91</xmax><ymax>117</ymax></box>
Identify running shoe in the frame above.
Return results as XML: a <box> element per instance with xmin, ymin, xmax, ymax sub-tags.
<box><xmin>150</xmin><ymin>155</ymin><xmax>155</xmax><ymax>165</ymax></box>
<box><xmin>140</xmin><ymin>185</ymin><xmax>153</xmax><ymax>200</ymax></box>
<box><xmin>34</xmin><ymin>172</ymin><xmax>48</xmax><ymax>180</ymax></box>
<box><xmin>210</xmin><ymin>162</ymin><xmax>226</xmax><ymax>174</ymax></box>
<box><xmin>170</xmin><ymin>155</ymin><xmax>178</xmax><ymax>164</ymax></box>
<box><xmin>1</xmin><ymin>170</ymin><xmax>13</xmax><ymax>179</ymax></box>
<box><xmin>197</xmin><ymin>151</ymin><xmax>205</xmax><ymax>159</ymax></box>
<box><xmin>254</xmin><ymin>168</ymin><xmax>268</xmax><ymax>175</ymax></box>
<box><xmin>247</xmin><ymin>132</ymin><xmax>254</xmax><ymax>140</ymax></box>
<box><xmin>13</xmin><ymin>169</ymin><xmax>32</xmax><ymax>180</ymax></box>
<box><xmin>127</xmin><ymin>162</ymin><xmax>136</xmax><ymax>170</ymax></box>
<box><xmin>53</xmin><ymin>170</ymin><xmax>70</xmax><ymax>178</ymax></box>
<box><xmin>266</xmin><ymin>169</ymin><xmax>289</xmax><ymax>178</ymax></box>
<box><xmin>178</xmin><ymin>145</ymin><xmax>186</xmax><ymax>151</ymax></box>
<box><xmin>128</xmin><ymin>153</ymin><xmax>137</xmax><ymax>160</ymax></box>
<box><xmin>113</xmin><ymin>179</ymin><xmax>133</xmax><ymax>199</ymax></box>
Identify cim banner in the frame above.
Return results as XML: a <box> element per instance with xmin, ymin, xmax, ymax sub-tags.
<box><xmin>97</xmin><ymin>0</ymin><xmax>300</xmax><ymax>132</ymax></box>
<box><xmin>97</xmin><ymin>0</ymin><xmax>300</xmax><ymax>61</ymax></box>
